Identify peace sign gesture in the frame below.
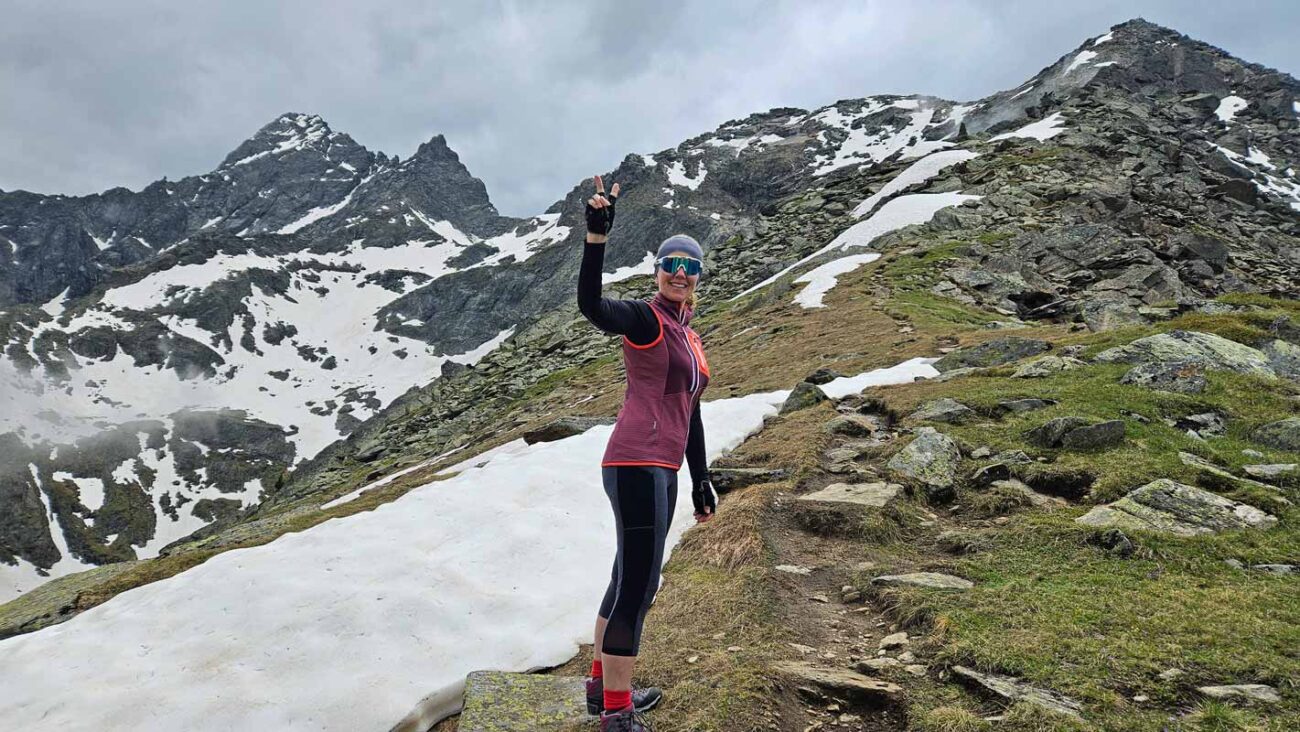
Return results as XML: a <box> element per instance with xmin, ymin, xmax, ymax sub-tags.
<box><xmin>585</xmin><ymin>174</ymin><xmax>621</xmax><ymax>241</ymax></box>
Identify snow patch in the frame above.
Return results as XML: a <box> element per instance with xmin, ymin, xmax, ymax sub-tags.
<box><xmin>1216</xmin><ymin>95</ymin><xmax>1248</xmax><ymax>123</ymax></box>
<box><xmin>852</xmin><ymin>150</ymin><xmax>980</xmax><ymax>217</ymax></box>
<box><xmin>1092</xmin><ymin>31</ymin><xmax>1114</xmax><ymax>45</ymax></box>
<box><xmin>991</xmin><ymin>112</ymin><xmax>1066</xmax><ymax>142</ymax></box>
<box><xmin>602</xmin><ymin>251</ymin><xmax>657</xmax><ymax>284</ymax></box>
<box><xmin>1065</xmin><ymin>50</ymin><xmax>1099</xmax><ymax>73</ymax></box>
<box><xmin>792</xmin><ymin>253</ymin><xmax>882</xmax><ymax>308</ymax></box>
<box><xmin>665</xmin><ymin>160</ymin><xmax>707</xmax><ymax>190</ymax></box>
<box><xmin>734</xmin><ymin>191</ymin><xmax>980</xmax><ymax>300</ymax></box>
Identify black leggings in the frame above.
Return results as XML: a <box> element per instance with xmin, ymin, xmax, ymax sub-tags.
<box><xmin>598</xmin><ymin>465</ymin><xmax>678</xmax><ymax>657</ymax></box>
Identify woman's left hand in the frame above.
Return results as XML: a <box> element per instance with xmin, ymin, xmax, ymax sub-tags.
<box><xmin>692</xmin><ymin>479</ymin><xmax>717</xmax><ymax>523</ymax></box>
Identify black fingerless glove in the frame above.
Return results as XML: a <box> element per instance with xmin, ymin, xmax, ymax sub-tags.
<box><xmin>585</xmin><ymin>190</ymin><xmax>617</xmax><ymax>236</ymax></box>
<box><xmin>692</xmin><ymin>478</ymin><xmax>718</xmax><ymax>515</ymax></box>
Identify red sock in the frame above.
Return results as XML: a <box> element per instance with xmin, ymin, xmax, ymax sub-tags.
<box><xmin>603</xmin><ymin>688</ymin><xmax>632</xmax><ymax>713</ymax></box>
<box><xmin>590</xmin><ymin>659</ymin><xmax>603</xmax><ymax>679</ymax></box>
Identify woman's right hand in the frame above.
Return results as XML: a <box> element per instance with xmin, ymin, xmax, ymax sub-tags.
<box><xmin>585</xmin><ymin>174</ymin><xmax>620</xmax><ymax>242</ymax></box>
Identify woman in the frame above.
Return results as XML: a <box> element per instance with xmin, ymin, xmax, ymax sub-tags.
<box><xmin>577</xmin><ymin>174</ymin><xmax>718</xmax><ymax>731</ymax></box>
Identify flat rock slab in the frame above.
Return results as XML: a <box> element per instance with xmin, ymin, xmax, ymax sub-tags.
<box><xmin>458</xmin><ymin>671</ymin><xmax>588</xmax><ymax>732</ymax></box>
<box><xmin>1076</xmin><ymin>479</ymin><xmax>1277</xmax><ymax>536</ymax></box>
<box><xmin>1012</xmin><ymin>355</ymin><xmax>1086</xmax><ymax>378</ymax></box>
<box><xmin>934</xmin><ymin>337</ymin><xmax>1050</xmax><ymax>372</ymax></box>
<box><xmin>1197</xmin><ymin>684</ymin><xmax>1281</xmax><ymax>703</ymax></box>
<box><xmin>1096</xmin><ymin>330</ymin><xmax>1275</xmax><ymax>377</ymax></box>
<box><xmin>909</xmin><ymin>398</ymin><xmax>976</xmax><ymax>424</ymax></box>
<box><xmin>951</xmin><ymin>665</ymin><xmax>1083</xmax><ymax>718</ymax></box>
<box><xmin>1178</xmin><ymin>452</ymin><xmax>1279</xmax><ymax>492</ymax></box>
<box><xmin>872</xmin><ymin>572</ymin><xmax>974</xmax><ymax>591</ymax></box>
<box><xmin>772</xmin><ymin>661</ymin><xmax>903</xmax><ymax>704</ymax></box>
<box><xmin>1243</xmin><ymin>463</ymin><xmax>1298</xmax><ymax>480</ymax></box>
<box><xmin>1253</xmin><ymin>417</ymin><xmax>1300</xmax><ymax>452</ymax></box>
<box><xmin>797</xmin><ymin>482</ymin><xmax>902</xmax><ymax>508</ymax></box>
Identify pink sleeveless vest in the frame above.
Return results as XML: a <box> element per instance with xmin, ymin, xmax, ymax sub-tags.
<box><xmin>601</xmin><ymin>292</ymin><xmax>711</xmax><ymax>470</ymax></box>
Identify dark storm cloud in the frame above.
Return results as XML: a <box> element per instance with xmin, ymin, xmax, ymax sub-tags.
<box><xmin>1</xmin><ymin>0</ymin><xmax>1296</xmax><ymax>217</ymax></box>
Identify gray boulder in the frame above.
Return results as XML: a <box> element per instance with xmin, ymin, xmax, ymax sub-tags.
<box><xmin>457</xmin><ymin>671</ymin><xmax>588</xmax><ymax>731</ymax></box>
<box><xmin>1060</xmin><ymin>420</ymin><xmax>1126</xmax><ymax>450</ymax></box>
<box><xmin>1253</xmin><ymin>418</ymin><xmax>1300</xmax><ymax>452</ymax></box>
<box><xmin>1076</xmin><ymin>479</ymin><xmax>1276</xmax><ymax>536</ymax></box>
<box><xmin>909</xmin><ymin>398</ymin><xmax>976</xmax><ymax>424</ymax></box>
<box><xmin>825</xmin><ymin>414</ymin><xmax>877</xmax><ymax>438</ymax></box>
<box><xmin>1082</xmin><ymin>300</ymin><xmax>1146</xmax><ymax>332</ymax></box>
<box><xmin>1025</xmin><ymin>417</ymin><xmax>1090</xmax><ymax>448</ymax></box>
<box><xmin>1261</xmin><ymin>339</ymin><xmax>1300</xmax><ymax>380</ymax></box>
<box><xmin>934</xmin><ymin>337</ymin><xmax>1051</xmax><ymax>373</ymax></box>
<box><xmin>886</xmin><ymin>427</ymin><xmax>961</xmax><ymax>502</ymax></box>
<box><xmin>1095</xmin><ymin>330</ymin><xmax>1274</xmax><ymax>377</ymax></box>
<box><xmin>1012</xmin><ymin>355</ymin><xmax>1086</xmax><ymax>378</ymax></box>
<box><xmin>996</xmin><ymin>398</ymin><xmax>1057</xmax><ymax>414</ymax></box>
<box><xmin>781</xmin><ymin>381</ymin><xmax>829</xmax><ymax>414</ymax></box>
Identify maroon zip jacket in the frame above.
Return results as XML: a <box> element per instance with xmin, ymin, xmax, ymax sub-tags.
<box><xmin>578</xmin><ymin>242</ymin><xmax>711</xmax><ymax>475</ymax></box>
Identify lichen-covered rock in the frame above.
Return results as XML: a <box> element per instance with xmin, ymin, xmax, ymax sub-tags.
<box><xmin>908</xmin><ymin>398</ymin><xmax>976</xmax><ymax>424</ymax></box>
<box><xmin>1075</xmin><ymin>479</ymin><xmax>1276</xmax><ymax>536</ymax></box>
<box><xmin>781</xmin><ymin>381</ymin><xmax>829</xmax><ymax>414</ymax></box>
<box><xmin>1095</xmin><ymin>330</ymin><xmax>1274</xmax><ymax>377</ymax></box>
<box><xmin>1253</xmin><ymin>418</ymin><xmax>1300</xmax><ymax>452</ymax></box>
<box><xmin>886</xmin><ymin>427</ymin><xmax>961</xmax><ymax>502</ymax></box>
<box><xmin>457</xmin><ymin>671</ymin><xmax>589</xmax><ymax>732</ymax></box>
<box><xmin>933</xmin><ymin>337</ymin><xmax>1050</xmax><ymax>372</ymax></box>
<box><xmin>1119</xmin><ymin>359</ymin><xmax>1208</xmax><ymax>393</ymax></box>
<box><xmin>1261</xmin><ymin>339</ymin><xmax>1300</xmax><ymax>380</ymax></box>
<box><xmin>1012</xmin><ymin>355</ymin><xmax>1086</xmax><ymax>378</ymax></box>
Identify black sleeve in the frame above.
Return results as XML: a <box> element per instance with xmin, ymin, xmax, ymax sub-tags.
<box><xmin>685</xmin><ymin>398</ymin><xmax>707</xmax><ymax>487</ymax></box>
<box><xmin>577</xmin><ymin>241</ymin><xmax>660</xmax><ymax>346</ymax></box>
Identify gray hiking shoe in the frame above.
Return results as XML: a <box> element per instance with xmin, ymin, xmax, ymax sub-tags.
<box><xmin>585</xmin><ymin>676</ymin><xmax>663</xmax><ymax>715</ymax></box>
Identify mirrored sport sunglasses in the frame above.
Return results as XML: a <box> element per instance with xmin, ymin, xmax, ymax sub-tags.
<box><xmin>656</xmin><ymin>255</ymin><xmax>703</xmax><ymax>276</ymax></box>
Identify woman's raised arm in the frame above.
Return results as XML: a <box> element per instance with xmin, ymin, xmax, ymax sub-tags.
<box><xmin>576</xmin><ymin>175</ymin><xmax>658</xmax><ymax>345</ymax></box>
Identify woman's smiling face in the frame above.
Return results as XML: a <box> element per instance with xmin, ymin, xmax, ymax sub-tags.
<box><xmin>656</xmin><ymin>250</ymin><xmax>699</xmax><ymax>304</ymax></box>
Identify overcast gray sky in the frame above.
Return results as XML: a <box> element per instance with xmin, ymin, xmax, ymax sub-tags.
<box><xmin>2</xmin><ymin>0</ymin><xmax>1297</xmax><ymax>217</ymax></box>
